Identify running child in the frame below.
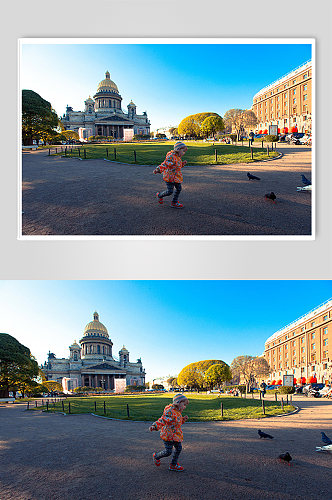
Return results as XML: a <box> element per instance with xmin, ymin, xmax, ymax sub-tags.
<box><xmin>153</xmin><ymin>142</ymin><xmax>188</xmax><ymax>208</ymax></box>
<box><xmin>149</xmin><ymin>393</ymin><xmax>189</xmax><ymax>471</ymax></box>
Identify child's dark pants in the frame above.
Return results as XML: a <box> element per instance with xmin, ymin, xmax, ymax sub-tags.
<box><xmin>155</xmin><ymin>440</ymin><xmax>182</xmax><ymax>465</ymax></box>
<box><xmin>159</xmin><ymin>182</ymin><xmax>182</xmax><ymax>202</ymax></box>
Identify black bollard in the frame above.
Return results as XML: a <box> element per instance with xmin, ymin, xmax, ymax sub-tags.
<box><xmin>94</xmin><ymin>401</ymin><xmax>97</xmax><ymax>412</ymax></box>
<box><xmin>65</xmin><ymin>147</ymin><xmax>67</xmax><ymax>156</ymax></box>
<box><xmin>68</xmin><ymin>402</ymin><xmax>71</xmax><ymax>414</ymax></box>
<box><xmin>27</xmin><ymin>401</ymin><xmax>30</xmax><ymax>410</ymax></box>
<box><xmin>251</xmin><ymin>146</ymin><xmax>253</xmax><ymax>160</ymax></box>
<box><xmin>220</xmin><ymin>402</ymin><xmax>224</xmax><ymax>417</ymax></box>
<box><xmin>106</xmin><ymin>148</ymin><xmax>108</xmax><ymax>158</ymax></box>
<box><xmin>134</xmin><ymin>150</ymin><xmax>137</xmax><ymax>163</ymax></box>
<box><xmin>114</xmin><ymin>148</ymin><xmax>117</xmax><ymax>160</ymax></box>
<box><xmin>78</xmin><ymin>148</ymin><xmax>80</xmax><ymax>157</ymax></box>
<box><xmin>275</xmin><ymin>392</ymin><xmax>277</xmax><ymax>402</ymax></box>
<box><xmin>262</xmin><ymin>400</ymin><xmax>265</xmax><ymax>415</ymax></box>
<box><xmin>126</xmin><ymin>403</ymin><xmax>130</xmax><ymax>418</ymax></box>
<box><xmin>46</xmin><ymin>401</ymin><xmax>49</xmax><ymax>412</ymax></box>
<box><xmin>84</xmin><ymin>149</ymin><xmax>86</xmax><ymax>159</ymax></box>
<box><xmin>48</xmin><ymin>149</ymin><xmax>50</xmax><ymax>156</ymax></box>
<box><xmin>215</xmin><ymin>149</ymin><xmax>217</xmax><ymax>163</ymax></box>
<box><xmin>62</xmin><ymin>401</ymin><xmax>64</xmax><ymax>412</ymax></box>
<box><xmin>35</xmin><ymin>400</ymin><xmax>37</xmax><ymax>407</ymax></box>
<box><xmin>281</xmin><ymin>398</ymin><xmax>284</xmax><ymax>410</ymax></box>
<box><xmin>55</xmin><ymin>148</ymin><xmax>57</xmax><ymax>154</ymax></box>
<box><xmin>286</xmin><ymin>394</ymin><xmax>289</xmax><ymax>405</ymax></box>
<box><xmin>267</xmin><ymin>145</ymin><xmax>270</xmax><ymax>156</ymax></box>
<box><xmin>104</xmin><ymin>401</ymin><xmax>106</xmax><ymax>415</ymax></box>
<box><xmin>261</xmin><ymin>140</ymin><xmax>264</xmax><ymax>149</ymax></box>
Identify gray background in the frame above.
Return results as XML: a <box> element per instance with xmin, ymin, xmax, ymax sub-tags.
<box><xmin>1</xmin><ymin>0</ymin><xmax>331</xmax><ymax>279</ymax></box>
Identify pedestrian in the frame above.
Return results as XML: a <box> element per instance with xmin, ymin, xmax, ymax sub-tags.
<box><xmin>260</xmin><ymin>380</ymin><xmax>267</xmax><ymax>398</ymax></box>
<box><xmin>153</xmin><ymin>142</ymin><xmax>188</xmax><ymax>208</ymax></box>
<box><xmin>149</xmin><ymin>393</ymin><xmax>189</xmax><ymax>471</ymax></box>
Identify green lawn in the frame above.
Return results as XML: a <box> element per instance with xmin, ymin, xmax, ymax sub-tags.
<box><xmin>50</xmin><ymin>140</ymin><xmax>279</xmax><ymax>166</ymax></box>
<box><xmin>36</xmin><ymin>393</ymin><xmax>294</xmax><ymax>421</ymax></box>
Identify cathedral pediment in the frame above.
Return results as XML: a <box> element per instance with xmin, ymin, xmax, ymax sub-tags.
<box><xmin>85</xmin><ymin>362</ymin><xmax>125</xmax><ymax>371</ymax></box>
<box><xmin>95</xmin><ymin>115</ymin><xmax>134</xmax><ymax>123</ymax></box>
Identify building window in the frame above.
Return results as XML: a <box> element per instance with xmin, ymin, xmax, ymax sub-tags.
<box><xmin>303</xmin><ymin>84</ymin><xmax>307</xmax><ymax>91</ymax></box>
<box><xmin>293</xmin><ymin>341</ymin><xmax>296</xmax><ymax>346</ymax></box>
<box><xmin>323</xmin><ymin>351</ymin><xmax>328</xmax><ymax>358</ymax></box>
<box><xmin>285</xmin><ymin>335</ymin><xmax>288</xmax><ymax>340</ymax></box>
<box><xmin>311</xmin><ymin>332</ymin><xmax>315</xmax><ymax>339</ymax></box>
<box><xmin>324</xmin><ymin>328</ymin><xmax>328</xmax><ymax>334</ymax></box>
<box><xmin>293</xmin><ymin>79</ymin><xmax>296</xmax><ymax>84</ymax></box>
<box><xmin>293</xmin><ymin>89</ymin><xmax>296</xmax><ymax>95</ymax></box>
<box><xmin>303</xmin><ymin>73</ymin><xmax>307</xmax><ymax>79</ymax></box>
<box><xmin>293</xmin><ymin>98</ymin><xmax>296</xmax><ymax>104</ymax></box>
<box><xmin>301</xmin><ymin>327</ymin><xmax>305</xmax><ymax>332</ymax></box>
<box><xmin>285</xmin><ymin>344</ymin><xmax>288</xmax><ymax>349</ymax></box>
<box><xmin>311</xmin><ymin>321</ymin><xmax>315</xmax><ymax>326</ymax></box>
<box><xmin>304</xmin><ymin>95</ymin><xmax>307</xmax><ymax>101</ymax></box>
<box><xmin>293</xmin><ymin>350</ymin><xmax>296</xmax><ymax>355</ymax></box>
<box><xmin>302</xmin><ymin>357</ymin><xmax>305</xmax><ymax>363</ymax></box>
<box><xmin>312</xmin><ymin>343</ymin><xmax>315</xmax><ymax>350</ymax></box>
<box><xmin>323</xmin><ymin>339</ymin><xmax>328</xmax><ymax>346</ymax></box>
<box><xmin>301</xmin><ymin>347</ymin><xmax>305</xmax><ymax>353</ymax></box>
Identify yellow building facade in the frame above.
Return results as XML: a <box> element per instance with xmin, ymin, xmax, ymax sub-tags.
<box><xmin>264</xmin><ymin>298</ymin><xmax>331</xmax><ymax>384</ymax></box>
<box><xmin>252</xmin><ymin>60</ymin><xmax>312</xmax><ymax>134</ymax></box>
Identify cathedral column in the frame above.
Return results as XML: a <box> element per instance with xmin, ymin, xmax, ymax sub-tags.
<box><xmin>89</xmin><ymin>375</ymin><xmax>92</xmax><ymax>387</ymax></box>
<box><xmin>95</xmin><ymin>375</ymin><xmax>98</xmax><ymax>387</ymax></box>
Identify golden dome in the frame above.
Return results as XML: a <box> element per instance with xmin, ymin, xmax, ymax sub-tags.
<box><xmin>96</xmin><ymin>71</ymin><xmax>119</xmax><ymax>93</ymax></box>
<box><xmin>83</xmin><ymin>312</ymin><xmax>109</xmax><ymax>337</ymax></box>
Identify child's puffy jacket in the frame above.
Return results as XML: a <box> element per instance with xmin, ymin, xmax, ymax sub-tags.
<box><xmin>154</xmin><ymin>151</ymin><xmax>184</xmax><ymax>183</ymax></box>
<box><xmin>151</xmin><ymin>404</ymin><xmax>186</xmax><ymax>442</ymax></box>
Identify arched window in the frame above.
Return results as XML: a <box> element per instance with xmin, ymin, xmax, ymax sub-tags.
<box><xmin>102</xmin><ymin>346</ymin><xmax>105</xmax><ymax>354</ymax></box>
<box><xmin>74</xmin><ymin>353</ymin><xmax>78</xmax><ymax>361</ymax></box>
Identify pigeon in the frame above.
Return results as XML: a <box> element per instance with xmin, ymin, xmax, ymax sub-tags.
<box><xmin>247</xmin><ymin>172</ymin><xmax>260</xmax><ymax>181</ymax></box>
<box><xmin>301</xmin><ymin>174</ymin><xmax>311</xmax><ymax>186</ymax></box>
<box><xmin>258</xmin><ymin>429</ymin><xmax>274</xmax><ymax>439</ymax></box>
<box><xmin>321</xmin><ymin>432</ymin><xmax>332</xmax><ymax>445</ymax></box>
<box><xmin>278</xmin><ymin>452</ymin><xmax>292</xmax><ymax>465</ymax></box>
<box><xmin>316</xmin><ymin>444</ymin><xmax>332</xmax><ymax>453</ymax></box>
<box><xmin>265</xmin><ymin>192</ymin><xmax>276</xmax><ymax>202</ymax></box>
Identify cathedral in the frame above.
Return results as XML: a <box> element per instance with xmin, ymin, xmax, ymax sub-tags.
<box><xmin>61</xmin><ymin>70</ymin><xmax>151</xmax><ymax>140</ymax></box>
<box><xmin>42</xmin><ymin>312</ymin><xmax>145</xmax><ymax>393</ymax></box>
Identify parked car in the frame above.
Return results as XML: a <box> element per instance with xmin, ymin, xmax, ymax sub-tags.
<box><xmin>266</xmin><ymin>385</ymin><xmax>281</xmax><ymax>390</ymax></box>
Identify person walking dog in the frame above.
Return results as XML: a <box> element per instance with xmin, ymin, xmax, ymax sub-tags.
<box><xmin>153</xmin><ymin>142</ymin><xmax>188</xmax><ymax>208</ymax></box>
<box><xmin>149</xmin><ymin>394</ymin><xmax>189</xmax><ymax>471</ymax></box>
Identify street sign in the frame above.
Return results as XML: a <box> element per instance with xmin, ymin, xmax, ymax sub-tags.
<box><xmin>269</xmin><ymin>125</ymin><xmax>278</xmax><ymax>136</ymax></box>
<box><xmin>283</xmin><ymin>374</ymin><xmax>294</xmax><ymax>387</ymax></box>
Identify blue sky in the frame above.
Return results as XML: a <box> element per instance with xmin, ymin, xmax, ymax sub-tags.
<box><xmin>0</xmin><ymin>280</ymin><xmax>330</xmax><ymax>381</ymax></box>
<box><xmin>20</xmin><ymin>41</ymin><xmax>312</xmax><ymax>130</ymax></box>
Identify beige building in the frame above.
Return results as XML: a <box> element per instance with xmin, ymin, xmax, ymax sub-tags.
<box><xmin>252</xmin><ymin>60</ymin><xmax>312</xmax><ymax>134</ymax></box>
<box><xmin>264</xmin><ymin>299</ymin><xmax>331</xmax><ymax>384</ymax></box>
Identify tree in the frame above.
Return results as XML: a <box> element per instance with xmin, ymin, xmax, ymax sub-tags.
<box><xmin>22</xmin><ymin>90</ymin><xmax>59</xmax><ymax>145</ymax></box>
<box><xmin>61</xmin><ymin>130</ymin><xmax>80</xmax><ymax>143</ymax></box>
<box><xmin>42</xmin><ymin>380</ymin><xmax>63</xmax><ymax>394</ymax></box>
<box><xmin>230</xmin><ymin>355</ymin><xmax>270</xmax><ymax>390</ymax></box>
<box><xmin>169</xmin><ymin>127</ymin><xmax>178</xmax><ymax>137</ymax></box>
<box><xmin>201</xmin><ymin>115</ymin><xmax>224</xmax><ymax>138</ymax></box>
<box><xmin>177</xmin><ymin>359</ymin><xmax>228</xmax><ymax>390</ymax></box>
<box><xmin>178</xmin><ymin>113</ymin><xmax>220</xmax><ymax>138</ymax></box>
<box><xmin>204</xmin><ymin>363</ymin><xmax>232</xmax><ymax>389</ymax></box>
<box><xmin>242</xmin><ymin>110</ymin><xmax>258</xmax><ymax>131</ymax></box>
<box><xmin>0</xmin><ymin>333</ymin><xmax>39</xmax><ymax>397</ymax></box>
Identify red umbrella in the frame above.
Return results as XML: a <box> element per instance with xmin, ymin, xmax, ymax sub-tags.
<box><xmin>282</xmin><ymin>127</ymin><xmax>288</xmax><ymax>134</ymax></box>
<box><xmin>277</xmin><ymin>128</ymin><xmax>280</xmax><ymax>134</ymax></box>
<box><xmin>258</xmin><ymin>130</ymin><xmax>262</xmax><ymax>134</ymax></box>
<box><xmin>300</xmin><ymin>376</ymin><xmax>306</xmax><ymax>384</ymax></box>
<box><xmin>277</xmin><ymin>379</ymin><xmax>282</xmax><ymax>385</ymax></box>
<box><xmin>263</xmin><ymin>129</ymin><xmax>268</xmax><ymax>134</ymax></box>
<box><xmin>294</xmin><ymin>378</ymin><xmax>297</xmax><ymax>385</ymax></box>
<box><xmin>291</xmin><ymin>126</ymin><xmax>298</xmax><ymax>133</ymax></box>
<box><xmin>271</xmin><ymin>379</ymin><xmax>276</xmax><ymax>385</ymax></box>
<box><xmin>309</xmin><ymin>376</ymin><xmax>317</xmax><ymax>383</ymax></box>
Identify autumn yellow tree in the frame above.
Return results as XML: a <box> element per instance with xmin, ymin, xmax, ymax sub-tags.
<box><xmin>177</xmin><ymin>359</ymin><xmax>228</xmax><ymax>389</ymax></box>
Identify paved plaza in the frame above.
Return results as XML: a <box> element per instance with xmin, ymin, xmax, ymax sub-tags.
<box><xmin>22</xmin><ymin>145</ymin><xmax>312</xmax><ymax>236</ymax></box>
<box><xmin>0</xmin><ymin>396</ymin><xmax>331</xmax><ymax>500</ymax></box>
